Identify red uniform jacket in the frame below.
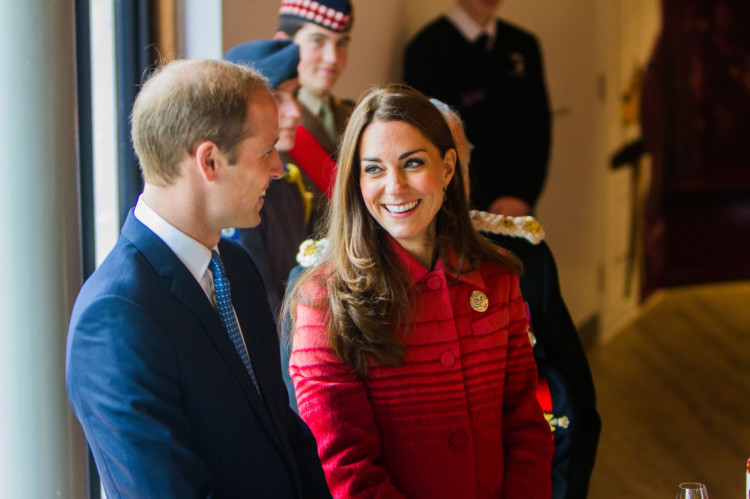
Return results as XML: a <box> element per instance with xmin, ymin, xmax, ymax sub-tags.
<box><xmin>290</xmin><ymin>240</ymin><xmax>553</xmax><ymax>498</ymax></box>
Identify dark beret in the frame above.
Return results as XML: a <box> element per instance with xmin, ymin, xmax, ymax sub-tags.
<box><xmin>224</xmin><ymin>39</ymin><xmax>300</xmax><ymax>88</ymax></box>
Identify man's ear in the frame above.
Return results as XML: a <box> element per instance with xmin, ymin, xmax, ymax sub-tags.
<box><xmin>195</xmin><ymin>141</ymin><xmax>220</xmax><ymax>182</ymax></box>
<box><xmin>274</xmin><ymin>31</ymin><xmax>290</xmax><ymax>40</ymax></box>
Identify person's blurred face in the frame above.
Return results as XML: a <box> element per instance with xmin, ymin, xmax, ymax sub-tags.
<box><xmin>457</xmin><ymin>0</ymin><xmax>502</xmax><ymax>26</ymax></box>
<box><xmin>293</xmin><ymin>23</ymin><xmax>351</xmax><ymax>96</ymax></box>
<box><xmin>273</xmin><ymin>77</ymin><xmax>301</xmax><ymax>152</ymax></box>
<box><xmin>359</xmin><ymin>120</ymin><xmax>455</xmax><ymax>265</ymax></box>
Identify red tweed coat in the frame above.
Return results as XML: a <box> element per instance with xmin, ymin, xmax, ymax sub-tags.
<box><xmin>290</xmin><ymin>241</ymin><xmax>553</xmax><ymax>498</ymax></box>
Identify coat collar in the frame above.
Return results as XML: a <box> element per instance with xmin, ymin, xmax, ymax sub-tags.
<box><xmin>386</xmin><ymin>234</ymin><xmax>486</xmax><ymax>289</ymax></box>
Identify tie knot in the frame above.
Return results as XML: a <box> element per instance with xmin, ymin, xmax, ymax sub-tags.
<box><xmin>474</xmin><ymin>33</ymin><xmax>490</xmax><ymax>51</ymax></box>
<box><xmin>209</xmin><ymin>249</ymin><xmax>223</xmax><ymax>274</ymax></box>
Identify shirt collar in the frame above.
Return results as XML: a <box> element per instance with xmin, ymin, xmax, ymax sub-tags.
<box><xmin>297</xmin><ymin>86</ymin><xmax>328</xmax><ymax>117</ymax></box>
<box><xmin>134</xmin><ymin>195</ymin><xmax>214</xmax><ymax>284</ymax></box>
<box><xmin>446</xmin><ymin>2</ymin><xmax>496</xmax><ymax>44</ymax></box>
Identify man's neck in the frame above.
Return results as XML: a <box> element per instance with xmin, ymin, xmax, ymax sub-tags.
<box><xmin>142</xmin><ymin>184</ymin><xmax>220</xmax><ymax>249</ymax></box>
<box><xmin>447</xmin><ymin>3</ymin><xmax>497</xmax><ymax>44</ymax></box>
<box><xmin>455</xmin><ymin>2</ymin><xmax>493</xmax><ymax>29</ymax></box>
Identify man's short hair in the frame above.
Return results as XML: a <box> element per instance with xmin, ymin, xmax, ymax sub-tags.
<box><xmin>131</xmin><ymin>59</ymin><xmax>270</xmax><ymax>185</ymax></box>
<box><xmin>277</xmin><ymin>0</ymin><xmax>353</xmax><ymax>36</ymax></box>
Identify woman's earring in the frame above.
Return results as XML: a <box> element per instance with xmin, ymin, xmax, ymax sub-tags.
<box><xmin>443</xmin><ymin>187</ymin><xmax>447</xmax><ymax>202</ymax></box>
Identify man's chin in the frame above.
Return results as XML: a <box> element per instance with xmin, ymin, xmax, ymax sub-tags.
<box><xmin>277</xmin><ymin>137</ymin><xmax>295</xmax><ymax>152</ymax></box>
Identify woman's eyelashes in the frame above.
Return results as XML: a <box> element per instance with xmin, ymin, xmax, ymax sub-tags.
<box><xmin>404</xmin><ymin>157</ymin><xmax>425</xmax><ymax>169</ymax></box>
<box><xmin>363</xmin><ymin>163</ymin><xmax>382</xmax><ymax>175</ymax></box>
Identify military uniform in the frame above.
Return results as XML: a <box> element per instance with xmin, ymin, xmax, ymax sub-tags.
<box><xmin>287</xmin><ymin>91</ymin><xmax>354</xmax><ymax>235</ymax></box>
<box><xmin>478</xmin><ymin>213</ymin><xmax>601</xmax><ymax>499</ymax></box>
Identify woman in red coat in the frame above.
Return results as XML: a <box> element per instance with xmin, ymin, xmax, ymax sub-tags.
<box><xmin>285</xmin><ymin>84</ymin><xmax>553</xmax><ymax>498</ymax></box>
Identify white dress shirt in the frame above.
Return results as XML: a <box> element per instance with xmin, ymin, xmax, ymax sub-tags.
<box><xmin>446</xmin><ymin>2</ymin><xmax>497</xmax><ymax>46</ymax></box>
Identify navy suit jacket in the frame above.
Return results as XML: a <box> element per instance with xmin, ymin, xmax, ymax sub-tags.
<box><xmin>66</xmin><ymin>212</ymin><xmax>330</xmax><ymax>498</ymax></box>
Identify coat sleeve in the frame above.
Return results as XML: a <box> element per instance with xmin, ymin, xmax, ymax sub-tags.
<box><xmin>290</xmin><ymin>294</ymin><xmax>407</xmax><ymax>499</ymax></box>
<box><xmin>278</xmin><ymin>350</ymin><xmax>333</xmax><ymax>499</ymax></box>
<box><xmin>501</xmin><ymin>273</ymin><xmax>555</xmax><ymax>498</ymax></box>
<box><xmin>66</xmin><ymin>296</ymin><xmax>212</xmax><ymax>498</ymax></box>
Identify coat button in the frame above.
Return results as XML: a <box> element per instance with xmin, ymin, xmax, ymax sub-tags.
<box><xmin>440</xmin><ymin>351</ymin><xmax>455</xmax><ymax>367</ymax></box>
<box><xmin>449</xmin><ymin>430</ymin><xmax>467</xmax><ymax>448</ymax></box>
<box><xmin>425</xmin><ymin>275</ymin><xmax>442</xmax><ymax>290</ymax></box>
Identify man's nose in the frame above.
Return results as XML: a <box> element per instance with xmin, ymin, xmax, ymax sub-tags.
<box><xmin>286</xmin><ymin>100</ymin><xmax>302</xmax><ymax>119</ymax></box>
<box><xmin>322</xmin><ymin>41</ymin><xmax>338</xmax><ymax>63</ymax></box>
<box><xmin>269</xmin><ymin>150</ymin><xmax>284</xmax><ymax>179</ymax></box>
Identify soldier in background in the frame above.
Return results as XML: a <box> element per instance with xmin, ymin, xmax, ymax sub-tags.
<box><xmin>275</xmin><ymin>0</ymin><xmax>355</xmax><ymax>234</ymax></box>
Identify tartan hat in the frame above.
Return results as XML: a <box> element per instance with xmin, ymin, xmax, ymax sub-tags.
<box><xmin>223</xmin><ymin>39</ymin><xmax>300</xmax><ymax>88</ymax></box>
<box><xmin>279</xmin><ymin>0</ymin><xmax>353</xmax><ymax>32</ymax></box>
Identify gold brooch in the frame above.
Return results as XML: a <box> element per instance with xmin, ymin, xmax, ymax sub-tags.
<box><xmin>469</xmin><ymin>290</ymin><xmax>489</xmax><ymax>312</ymax></box>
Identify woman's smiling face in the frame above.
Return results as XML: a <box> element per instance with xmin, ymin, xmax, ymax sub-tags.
<box><xmin>358</xmin><ymin>119</ymin><xmax>455</xmax><ymax>266</ymax></box>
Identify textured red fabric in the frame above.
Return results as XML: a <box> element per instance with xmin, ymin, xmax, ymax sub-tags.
<box><xmin>290</xmin><ymin>241</ymin><xmax>553</xmax><ymax>498</ymax></box>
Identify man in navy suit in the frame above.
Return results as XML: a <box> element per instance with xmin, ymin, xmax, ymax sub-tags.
<box><xmin>66</xmin><ymin>59</ymin><xmax>331</xmax><ymax>498</ymax></box>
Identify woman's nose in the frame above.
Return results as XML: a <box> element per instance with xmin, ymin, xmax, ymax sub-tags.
<box><xmin>385</xmin><ymin>170</ymin><xmax>407</xmax><ymax>194</ymax></box>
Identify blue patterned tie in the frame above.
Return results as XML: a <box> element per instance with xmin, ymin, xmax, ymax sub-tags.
<box><xmin>209</xmin><ymin>250</ymin><xmax>261</xmax><ymax>395</ymax></box>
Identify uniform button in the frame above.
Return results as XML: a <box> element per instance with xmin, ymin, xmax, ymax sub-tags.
<box><xmin>449</xmin><ymin>430</ymin><xmax>467</xmax><ymax>448</ymax></box>
<box><xmin>425</xmin><ymin>275</ymin><xmax>442</xmax><ymax>290</ymax></box>
<box><xmin>440</xmin><ymin>351</ymin><xmax>455</xmax><ymax>367</ymax></box>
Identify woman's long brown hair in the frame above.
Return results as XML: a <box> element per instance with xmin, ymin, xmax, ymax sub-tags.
<box><xmin>283</xmin><ymin>84</ymin><xmax>521</xmax><ymax>378</ymax></box>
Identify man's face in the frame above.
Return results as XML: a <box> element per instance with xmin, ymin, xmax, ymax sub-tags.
<box><xmin>457</xmin><ymin>0</ymin><xmax>502</xmax><ymax>25</ymax></box>
<box><xmin>293</xmin><ymin>23</ymin><xmax>351</xmax><ymax>96</ymax></box>
<box><xmin>218</xmin><ymin>91</ymin><xmax>284</xmax><ymax>229</ymax></box>
<box><xmin>273</xmin><ymin>77</ymin><xmax>301</xmax><ymax>152</ymax></box>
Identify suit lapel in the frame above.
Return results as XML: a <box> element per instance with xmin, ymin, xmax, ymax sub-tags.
<box><xmin>218</xmin><ymin>240</ymin><xmax>293</xmax><ymax>458</ymax></box>
<box><xmin>120</xmin><ymin>212</ymin><xmax>285</xmax><ymax>455</ymax></box>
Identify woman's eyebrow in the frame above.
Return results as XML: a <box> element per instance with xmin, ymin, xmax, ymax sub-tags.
<box><xmin>361</xmin><ymin>149</ymin><xmax>427</xmax><ymax>163</ymax></box>
<box><xmin>398</xmin><ymin>149</ymin><xmax>426</xmax><ymax>160</ymax></box>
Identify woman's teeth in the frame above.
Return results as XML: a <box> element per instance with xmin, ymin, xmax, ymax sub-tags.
<box><xmin>385</xmin><ymin>200</ymin><xmax>419</xmax><ymax>213</ymax></box>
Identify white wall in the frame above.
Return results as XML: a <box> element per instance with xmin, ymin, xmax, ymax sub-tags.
<box><xmin>596</xmin><ymin>0</ymin><xmax>660</xmax><ymax>340</ymax></box>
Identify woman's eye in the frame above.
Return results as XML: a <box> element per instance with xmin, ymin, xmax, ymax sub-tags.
<box><xmin>363</xmin><ymin>164</ymin><xmax>381</xmax><ymax>174</ymax></box>
<box><xmin>404</xmin><ymin>158</ymin><xmax>424</xmax><ymax>168</ymax></box>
